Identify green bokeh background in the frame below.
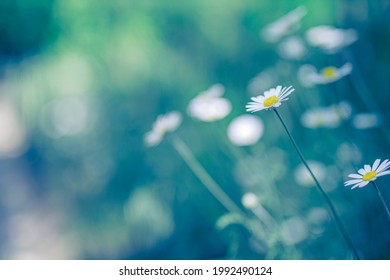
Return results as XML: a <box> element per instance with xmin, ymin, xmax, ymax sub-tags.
<box><xmin>0</xmin><ymin>0</ymin><xmax>389</xmax><ymax>259</ymax></box>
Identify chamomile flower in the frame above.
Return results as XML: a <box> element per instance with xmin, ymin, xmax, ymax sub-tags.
<box><xmin>344</xmin><ymin>159</ymin><xmax>390</xmax><ymax>189</ymax></box>
<box><xmin>307</xmin><ymin>63</ymin><xmax>352</xmax><ymax>84</ymax></box>
<box><xmin>144</xmin><ymin>111</ymin><xmax>182</xmax><ymax>147</ymax></box>
<box><xmin>246</xmin><ymin>85</ymin><xmax>294</xmax><ymax>112</ymax></box>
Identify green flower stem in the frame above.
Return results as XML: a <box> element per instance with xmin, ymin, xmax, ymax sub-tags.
<box><xmin>371</xmin><ymin>181</ymin><xmax>390</xmax><ymax>222</ymax></box>
<box><xmin>172</xmin><ymin>136</ymin><xmax>246</xmax><ymax>217</ymax></box>
<box><xmin>273</xmin><ymin>108</ymin><xmax>360</xmax><ymax>260</ymax></box>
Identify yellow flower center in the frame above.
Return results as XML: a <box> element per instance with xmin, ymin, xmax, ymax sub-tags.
<box><xmin>362</xmin><ymin>171</ymin><xmax>377</xmax><ymax>181</ymax></box>
<box><xmin>264</xmin><ymin>96</ymin><xmax>279</xmax><ymax>107</ymax></box>
<box><xmin>321</xmin><ymin>67</ymin><xmax>337</xmax><ymax>78</ymax></box>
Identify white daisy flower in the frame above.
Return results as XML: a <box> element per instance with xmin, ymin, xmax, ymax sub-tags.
<box><xmin>307</xmin><ymin>63</ymin><xmax>352</xmax><ymax>84</ymax></box>
<box><xmin>144</xmin><ymin>111</ymin><xmax>182</xmax><ymax>147</ymax></box>
<box><xmin>246</xmin><ymin>85</ymin><xmax>294</xmax><ymax>112</ymax></box>
<box><xmin>187</xmin><ymin>84</ymin><xmax>232</xmax><ymax>122</ymax></box>
<box><xmin>344</xmin><ymin>159</ymin><xmax>390</xmax><ymax>189</ymax></box>
<box><xmin>305</xmin><ymin>25</ymin><xmax>358</xmax><ymax>53</ymax></box>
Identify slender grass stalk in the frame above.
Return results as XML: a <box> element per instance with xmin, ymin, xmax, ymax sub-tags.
<box><xmin>171</xmin><ymin>136</ymin><xmax>245</xmax><ymax>217</ymax></box>
<box><xmin>371</xmin><ymin>181</ymin><xmax>390</xmax><ymax>222</ymax></box>
<box><xmin>273</xmin><ymin>108</ymin><xmax>360</xmax><ymax>260</ymax></box>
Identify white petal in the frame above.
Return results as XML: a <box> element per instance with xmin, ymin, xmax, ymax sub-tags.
<box><xmin>274</xmin><ymin>85</ymin><xmax>282</xmax><ymax>95</ymax></box>
<box><xmin>280</xmin><ymin>86</ymin><xmax>295</xmax><ymax>99</ymax></box>
<box><xmin>246</xmin><ymin>102</ymin><xmax>259</xmax><ymax>107</ymax></box>
<box><xmin>364</xmin><ymin>164</ymin><xmax>371</xmax><ymax>172</ymax></box>
<box><xmin>358</xmin><ymin>168</ymin><xmax>366</xmax><ymax>175</ymax></box>
<box><xmin>376</xmin><ymin>159</ymin><xmax>390</xmax><ymax>173</ymax></box>
<box><xmin>344</xmin><ymin>179</ymin><xmax>363</xmax><ymax>186</ymax></box>
<box><xmin>357</xmin><ymin>181</ymin><xmax>369</xmax><ymax>188</ymax></box>
<box><xmin>372</xmin><ymin>159</ymin><xmax>381</xmax><ymax>171</ymax></box>
<box><xmin>377</xmin><ymin>170</ymin><xmax>390</xmax><ymax>178</ymax></box>
<box><xmin>339</xmin><ymin>62</ymin><xmax>353</xmax><ymax>76</ymax></box>
<box><xmin>348</xmin><ymin>174</ymin><xmax>362</xmax><ymax>179</ymax></box>
<box><xmin>264</xmin><ymin>90</ymin><xmax>271</xmax><ymax>98</ymax></box>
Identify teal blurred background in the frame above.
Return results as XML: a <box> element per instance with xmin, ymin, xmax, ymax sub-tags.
<box><xmin>0</xmin><ymin>0</ymin><xmax>390</xmax><ymax>259</ymax></box>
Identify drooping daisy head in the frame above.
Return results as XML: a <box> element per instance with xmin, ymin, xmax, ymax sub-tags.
<box><xmin>344</xmin><ymin>159</ymin><xmax>390</xmax><ymax>189</ymax></box>
<box><xmin>144</xmin><ymin>111</ymin><xmax>182</xmax><ymax>147</ymax></box>
<box><xmin>307</xmin><ymin>63</ymin><xmax>352</xmax><ymax>85</ymax></box>
<box><xmin>187</xmin><ymin>84</ymin><xmax>232</xmax><ymax>122</ymax></box>
<box><xmin>246</xmin><ymin>85</ymin><xmax>295</xmax><ymax>112</ymax></box>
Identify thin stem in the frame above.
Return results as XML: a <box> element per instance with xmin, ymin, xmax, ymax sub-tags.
<box><xmin>371</xmin><ymin>181</ymin><xmax>390</xmax><ymax>222</ymax></box>
<box><xmin>171</xmin><ymin>136</ymin><xmax>246</xmax><ymax>217</ymax></box>
<box><xmin>273</xmin><ymin>108</ymin><xmax>360</xmax><ymax>260</ymax></box>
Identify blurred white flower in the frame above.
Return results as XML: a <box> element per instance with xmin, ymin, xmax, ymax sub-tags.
<box><xmin>294</xmin><ymin>161</ymin><xmax>326</xmax><ymax>187</ymax></box>
<box><xmin>246</xmin><ymin>85</ymin><xmax>294</xmax><ymax>112</ymax></box>
<box><xmin>187</xmin><ymin>84</ymin><xmax>232</xmax><ymax>122</ymax></box>
<box><xmin>261</xmin><ymin>6</ymin><xmax>307</xmax><ymax>42</ymax></box>
<box><xmin>301</xmin><ymin>103</ymin><xmax>350</xmax><ymax>129</ymax></box>
<box><xmin>241</xmin><ymin>192</ymin><xmax>259</xmax><ymax>209</ymax></box>
<box><xmin>305</xmin><ymin>25</ymin><xmax>358</xmax><ymax>53</ymax></box>
<box><xmin>345</xmin><ymin>159</ymin><xmax>390</xmax><ymax>189</ymax></box>
<box><xmin>281</xmin><ymin>217</ymin><xmax>308</xmax><ymax>245</ymax></box>
<box><xmin>277</xmin><ymin>36</ymin><xmax>307</xmax><ymax>60</ymax></box>
<box><xmin>352</xmin><ymin>113</ymin><xmax>382</xmax><ymax>129</ymax></box>
<box><xmin>307</xmin><ymin>63</ymin><xmax>352</xmax><ymax>84</ymax></box>
<box><xmin>227</xmin><ymin>115</ymin><xmax>264</xmax><ymax>146</ymax></box>
<box><xmin>144</xmin><ymin>111</ymin><xmax>182</xmax><ymax>147</ymax></box>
